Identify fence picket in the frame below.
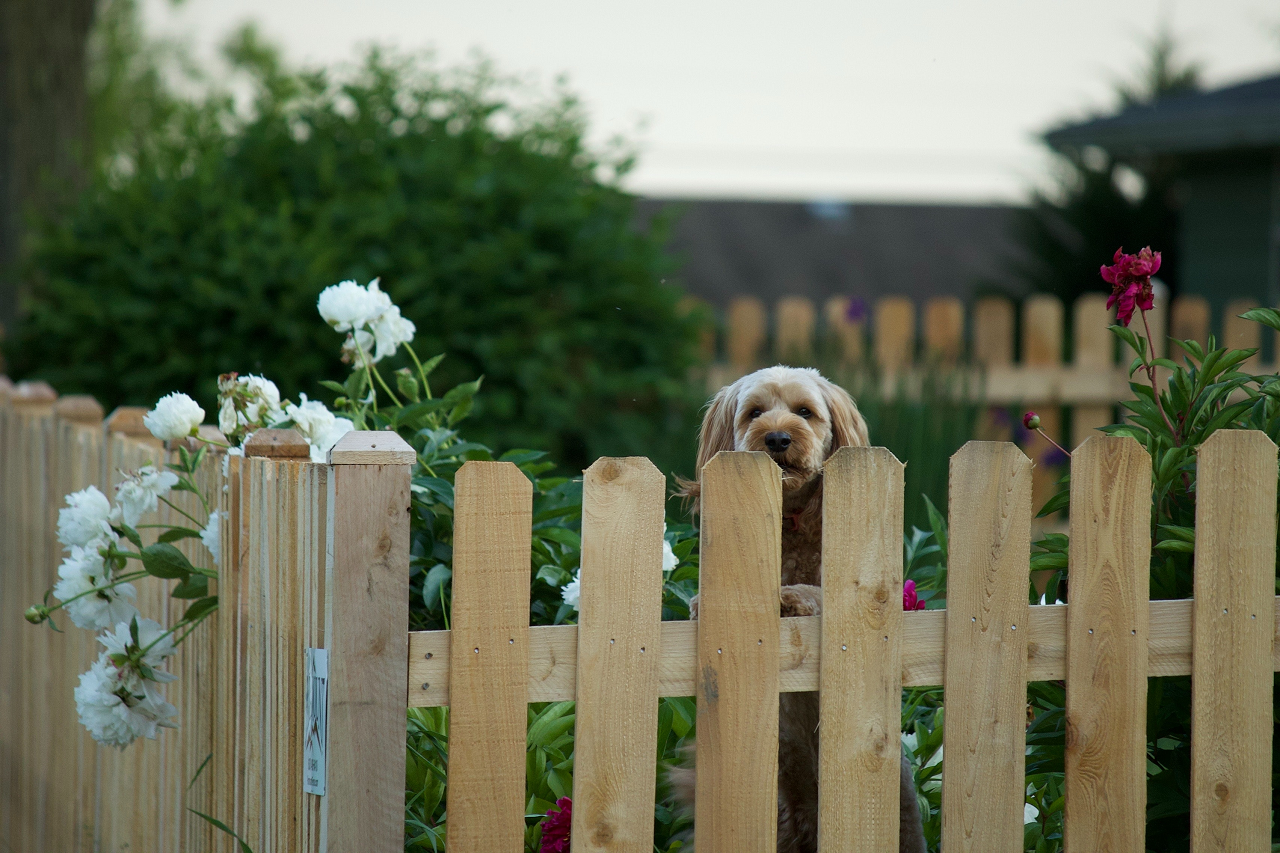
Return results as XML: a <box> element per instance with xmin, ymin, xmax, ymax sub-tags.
<box><xmin>776</xmin><ymin>296</ymin><xmax>816</xmax><ymax>362</ymax></box>
<box><xmin>1223</xmin><ymin>299</ymin><xmax>1261</xmax><ymax>371</ymax></box>
<box><xmin>942</xmin><ymin>441</ymin><xmax>1032</xmax><ymax>853</ymax></box>
<box><xmin>695</xmin><ymin>451</ymin><xmax>782</xmax><ymax>853</ymax></box>
<box><xmin>818</xmin><ymin>447</ymin><xmax>905</xmax><ymax>851</ymax></box>
<box><xmin>973</xmin><ymin>296</ymin><xmax>1015</xmax><ymax>367</ymax></box>
<box><xmin>874</xmin><ymin>297</ymin><xmax>916</xmax><ymax>373</ymax></box>
<box><xmin>1072</xmin><ymin>293</ymin><xmax>1115</xmax><ymax>446</ymax></box>
<box><xmin>1171</xmin><ymin>296</ymin><xmax>1210</xmax><ymax>349</ymax></box>
<box><xmin>572</xmin><ymin>457</ymin><xmax>666</xmax><ymax>852</ymax></box>
<box><xmin>923</xmin><ymin>296</ymin><xmax>964</xmax><ymax>365</ymax></box>
<box><xmin>1191</xmin><ymin>430</ymin><xmax>1277</xmax><ymax>852</ymax></box>
<box><xmin>447</xmin><ymin>461</ymin><xmax>533</xmax><ymax>852</ymax></box>
<box><xmin>824</xmin><ymin>296</ymin><xmax>865</xmax><ymax>364</ymax></box>
<box><xmin>1064</xmin><ymin>436</ymin><xmax>1151</xmax><ymax>852</ymax></box>
<box><xmin>727</xmin><ymin>297</ymin><xmax>768</xmax><ymax>373</ymax></box>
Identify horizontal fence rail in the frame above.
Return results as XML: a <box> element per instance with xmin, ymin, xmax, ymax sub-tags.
<box><xmin>4</xmin><ymin>378</ymin><xmax>1280</xmax><ymax>853</ymax></box>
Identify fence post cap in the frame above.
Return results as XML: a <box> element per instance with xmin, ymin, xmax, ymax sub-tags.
<box><xmin>12</xmin><ymin>379</ymin><xmax>57</xmax><ymax>406</ymax></box>
<box><xmin>54</xmin><ymin>394</ymin><xmax>105</xmax><ymax>424</ymax></box>
<box><xmin>244</xmin><ymin>428</ymin><xmax>311</xmax><ymax>458</ymax></box>
<box><xmin>328</xmin><ymin>429</ymin><xmax>416</xmax><ymax>465</ymax></box>
<box><xmin>105</xmin><ymin>406</ymin><xmax>160</xmax><ymax>440</ymax></box>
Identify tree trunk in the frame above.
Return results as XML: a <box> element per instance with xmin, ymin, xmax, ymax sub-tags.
<box><xmin>0</xmin><ymin>0</ymin><xmax>97</xmax><ymax>338</ymax></box>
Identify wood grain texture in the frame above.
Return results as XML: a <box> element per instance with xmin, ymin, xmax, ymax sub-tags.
<box><xmin>874</xmin><ymin>296</ymin><xmax>916</xmax><ymax>373</ymax></box>
<box><xmin>775</xmin><ymin>296</ymin><xmax>816</xmax><ymax>361</ymax></box>
<box><xmin>322</xmin><ymin>452</ymin><xmax>412</xmax><ymax>853</ymax></box>
<box><xmin>923</xmin><ymin>296</ymin><xmax>964</xmax><ymax>364</ymax></box>
<box><xmin>1191</xmin><ymin>430</ymin><xmax>1277</xmax><ymax>853</ymax></box>
<box><xmin>327</xmin><ymin>429</ymin><xmax>416</xmax><ymax>465</ymax></box>
<box><xmin>942</xmin><ymin>441</ymin><xmax>1032</xmax><ymax>853</ymax></box>
<box><xmin>243</xmin><ymin>427</ymin><xmax>310</xmax><ymax>458</ymax></box>
<box><xmin>695</xmin><ymin>451</ymin><xmax>782</xmax><ymax>853</ymax></box>
<box><xmin>973</xmin><ymin>297</ymin><xmax>1015</xmax><ymax>367</ymax></box>
<box><xmin>446</xmin><ymin>461</ymin><xmax>532</xmax><ymax>852</ymax></box>
<box><xmin>727</xmin><ymin>296</ymin><xmax>767</xmax><ymax>372</ymax></box>
<box><xmin>818</xmin><ymin>447</ymin><xmax>904</xmax><ymax>850</ymax></box>
<box><xmin>572</xmin><ymin>458</ymin><xmax>666</xmax><ymax>853</ymax></box>
<box><xmin>1064</xmin><ymin>436</ymin><xmax>1151</xmax><ymax>853</ymax></box>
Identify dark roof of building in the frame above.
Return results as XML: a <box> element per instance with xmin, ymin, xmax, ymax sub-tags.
<box><xmin>638</xmin><ymin>198</ymin><xmax>1030</xmax><ymax>309</ymax></box>
<box><xmin>1044</xmin><ymin>73</ymin><xmax>1280</xmax><ymax>157</ymax></box>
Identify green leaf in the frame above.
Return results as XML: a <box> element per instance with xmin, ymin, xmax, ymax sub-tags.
<box><xmin>189</xmin><ymin>809</ymin><xmax>254</xmax><ymax>853</ymax></box>
<box><xmin>1030</xmin><ymin>551</ymin><xmax>1068</xmax><ymax>572</ymax></box>
<box><xmin>1158</xmin><ymin>524</ymin><xmax>1195</xmax><ymax>543</ymax></box>
<box><xmin>536</xmin><ymin>527</ymin><xmax>581</xmax><ymax>550</ymax></box>
<box><xmin>418</xmin><ymin>352</ymin><xmax>445</xmax><ymax>378</ymax></box>
<box><xmin>182</xmin><ymin>596</ymin><xmax>219</xmax><ymax>622</ymax></box>
<box><xmin>158</xmin><ymin>526</ymin><xmax>203</xmax><ymax>543</ymax></box>
<box><xmin>1111</xmin><ymin>324</ymin><xmax>1141</xmax><ymax>355</ymax></box>
<box><xmin>171</xmin><ymin>575</ymin><xmax>209</xmax><ymax>599</ymax></box>
<box><xmin>1239</xmin><ymin>307</ymin><xmax>1280</xmax><ymax>333</ymax></box>
<box><xmin>1154</xmin><ymin>539</ymin><xmax>1195</xmax><ymax>553</ymax></box>
<box><xmin>118</xmin><ymin>524</ymin><xmax>143</xmax><ymax>548</ymax></box>
<box><xmin>141</xmin><ymin>542</ymin><xmax>194</xmax><ymax>579</ymax></box>
<box><xmin>318</xmin><ymin>379</ymin><xmax>347</xmax><ymax>395</ymax></box>
<box><xmin>1035</xmin><ymin>489</ymin><xmax>1070</xmax><ymax>518</ymax></box>
<box><xmin>922</xmin><ymin>494</ymin><xmax>948</xmax><ymax>560</ymax></box>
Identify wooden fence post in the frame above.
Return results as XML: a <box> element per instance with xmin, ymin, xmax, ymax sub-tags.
<box><xmin>321</xmin><ymin>430</ymin><xmax>413</xmax><ymax>853</ymax></box>
<box><xmin>1022</xmin><ymin>296</ymin><xmax>1064</xmax><ymax>515</ymax></box>
<box><xmin>1064</xmin><ymin>436</ymin><xmax>1151</xmax><ymax>850</ymax></box>
<box><xmin>1191</xmin><ymin>430</ymin><xmax>1277</xmax><ymax>851</ymax></box>
<box><xmin>824</xmin><ymin>296</ymin><xmax>866</xmax><ymax>365</ymax></box>
<box><xmin>923</xmin><ymin>296</ymin><xmax>964</xmax><ymax>365</ymax></box>
<box><xmin>1071</xmin><ymin>294</ymin><xmax>1115</xmax><ymax>446</ymax></box>
<box><xmin>873</xmin><ymin>297</ymin><xmax>915</xmax><ymax>374</ymax></box>
<box><xmin>776</xmin><ymin>297</ymin><xmax>816</xmax><ymax>363</ymax></box>
<box><xmin>727</xmin><ymin>297</ymin><xmax>768</xmax><ymax>375</ymax></box>
<box><xmin>818</xmin><ymin>447</ymin><xmax>905</xmax><ymax>850</ymax></box>
<box><xmin>1223</xmin><ymin>298</ymin><xmax>1261</xmax><ymax>372</ymax></box>
<box><xmin>695</xmin><ymin>451</ymin><xmax>782</xmax><ymax>853</ymax></box>
<box><xmin>942</xmin><ymin>441</ymin><xmax>1032</xmax><ymax>853</ymax></box>
<box><xmin>572</xmin><ymin>457</ymin><xmax>665</xmax><ymax>852</ymax></box>
<box><xmin>1170</xmin><ymin>296</ymin><xmax>1210</xmax><ymax>350</ymax></box>
<box><xmin>446</xmin><ymin>460</ymin><xmax>532</xmax><ymax>852</ymax></box>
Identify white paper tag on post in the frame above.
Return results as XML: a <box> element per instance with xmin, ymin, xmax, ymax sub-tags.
<box><xmin>303</xmin><ymin>648</ymin><xmax>329</xmax><ymax>796</ymax></box>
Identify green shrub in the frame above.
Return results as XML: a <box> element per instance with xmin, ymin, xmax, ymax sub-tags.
<box><xmin>7</xmin><ymin>36</ymin><xmax>707</xmax><ymax>475</ymax></box>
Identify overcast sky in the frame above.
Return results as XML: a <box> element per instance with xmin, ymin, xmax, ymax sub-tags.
<box><xmin>144</xmin><ymin>0</ymin><xmax>1280</xmax><ymax>204</ymax></box>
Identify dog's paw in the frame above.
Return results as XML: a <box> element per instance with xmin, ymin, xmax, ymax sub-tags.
<box><xmin>780</xmin><ymin>584</ymin><xmax>822</xmax><ymax>618</ymax></box>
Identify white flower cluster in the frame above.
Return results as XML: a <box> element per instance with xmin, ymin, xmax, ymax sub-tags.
<box><xmin>217</xmin><ymin>374</ymin><xmax>283</xmax><ymax>441</ymax></box>
<box><xmin>143</xmin><ymin>392</ymin><xmax>205</xmax><ymax>442</ymax></box>
<box><xmin>52</xmin><ymin>486</ymin><xmax>135</xmax><ymax>630</ymax></box>
<box><xmin>74</xmin><ymin>619</ymin><xmax>178</xmax><ymax>748</ymax></box>
<box><xmin>284</xmin><ymin>394</ymin><xmax>355</xmax><ymax>463</ymax></box>
<box><xmin>317</xmin><ymin>278</ymin><xmax>416</xmax><ymax>364</ymax></box>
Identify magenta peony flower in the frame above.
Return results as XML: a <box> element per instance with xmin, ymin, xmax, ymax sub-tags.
<box><xmin>1101</xmin><ymin>247</ymin><xmax>1160</xmax><ymax>326</ymax></box>
<box><xmin>540</xmin><ymin>797</ymin><xmax>572</xmax><ymax>853</ymax></box>
<box><xmin>903</xmin><ymin>579</ymin><xmax>926</xmax><ymax>611</ymax></box>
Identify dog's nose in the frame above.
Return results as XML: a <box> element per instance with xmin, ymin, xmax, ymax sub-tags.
<box><xmin>765</xmin><ymin>431</ymin><xmax>791</xmax><ymax>452</ymax></box>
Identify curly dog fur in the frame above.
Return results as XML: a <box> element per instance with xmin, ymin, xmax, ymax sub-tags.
<box><xmin>674</xmin><ymin>365</ymin><xmax>926</xmax><ymax>853</ymax></box>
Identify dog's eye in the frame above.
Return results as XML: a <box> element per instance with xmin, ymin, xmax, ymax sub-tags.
<box><xmin>748</xmin><ymin>408</ymin><xmax>763</xmax><ymax>419</ymax></box>
<box><xmin>797</xmin><ymin>407</ymin><xmax>812</xmax><ymax>419</ymax></box>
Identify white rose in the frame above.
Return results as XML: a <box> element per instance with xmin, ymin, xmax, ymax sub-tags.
<box><xmin>142</xmin><ymin>392</ymin><xmax>205</xmax><ymax>442</ymax></box>
<box><xmin>317</xmin><ymin>278</ymin><xmax>391</xmax><ymax>332</ymax></box>
<box><xmin>114</xmin><ymin>465</ymin><xmax>180</xmax><ymax>527</ymax></box>
<box><xmin>54</xmin><ymin>569</ymin><xmax>138</xmax><ymax>631</ymax></box>
<box><xmin>99</xmin><ymin>617</ymin><xmax>178</xmax><ymax>674</ymax></box>
<box><xmin>284</xmin><ymin>394</ymin><xmax>335</xmax><ymax>445</ymax></box>
<box><xmin>200</xmin><ymin>511</ymin><xmax>222</xmax><ymax>567</ymax></box>
<box><xmin>369</xmin><ymin>304</ymin><xmax>416</xmax><ymax>362</ymax></box>
<box><xmin>57</xmin><ymin>486</ymin><xmax>114</xmax><ymax>548</ymax></box>
<box><xmin>561</xmin><ymin>575</ymin><xmax>580</xmax><ymax>611</ymax></box>
<box><xmin>238</xmin><ymin>374</ymin><xmax>281</xmax><ymax>424</ymax></box>
<box><xmin>662</xmin><ymin>538</ymin><xmax>678</xmax><ymax>573</ymax></box>
<box><xmin>218</xmin><ymin>398</ymin><xmax>238</xmax><ymax>436</ymax></box>
<box><xmin>75</xmin><ymin>653</ymin><xmax>177</xmax><ymax>748</ymax></box>
<box><xmin>311</xmin><ymin>416</ymin><xmax>355</xmax><ymax>464</ymax></box>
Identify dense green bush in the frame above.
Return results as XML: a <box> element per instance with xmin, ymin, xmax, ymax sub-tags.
<box><xmin>8</xmin><ymin>36</ymin><xmax>707</xmax><ymax>474</ymax></box>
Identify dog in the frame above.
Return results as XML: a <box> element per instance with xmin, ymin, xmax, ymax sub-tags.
<box><xmin>676</xmin><ymin>365</ymin><xmax>927</xmax><ymax>853</ymax></box>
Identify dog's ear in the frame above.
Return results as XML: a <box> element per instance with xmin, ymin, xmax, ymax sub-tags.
<box><xmin>820</xmin><ymin>377</ymin><xmax>868</xmax><ymax>452</ymax></box>
<box><xmin>677</xmin><ymin>382</ymin><xmax>739</xmax><ymax>511</ymax></box>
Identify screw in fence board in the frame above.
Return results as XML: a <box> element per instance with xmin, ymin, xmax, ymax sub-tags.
<box><xmin>824</xmin><ymin>296</ymin><xmax>866</xmax><ymax>365</ymax></box>
<box><xmin>727</xmin><ymin>297</ymin><xmax>768</xmax><ymax>376</ymax></box>
<box><xmin>1222</xmin><ymin>298</ymin><xmax>1262</xmax><ymax>373</ymax></box>
<box><xmin>1071</xmin><ymin>294</ymin><xmax>1117</xmax><ymax>448</ymax></box>
<box><xmin>572</xmin><ymin>457</ymin><xmax>666</xmax><ymax>853</ymax></box>
<box><xmin>775</xmin><ymin>297</ymin><xmax>816</xmax><ymax>363</ymax></box>
<box><xmin>1190</xmin><ymin>430</ymin><xmax>1277</xmax><ymax>852</ymax></box>
<box><xmin>446</xmin><ymin>461</ymin><xmax>532</xmax><ymax>852</ymax></box>
<box><xmin>695</xmin><ymin>451</ymin><xmax>782</xmax><ymax>853</ymax></box>
<box><xmin>1170</xmin><ymin>296</ymin><xmax>1211</xmax><ymax>351</ymax></box>
<box><xmin>873</xmin><ymin>297</ymin><xmax>915</xmax><ymax>375</ymax></box>
<box><xmin>320</xmin><ymin>431</ymin><xmax>413</xmax><ymax>853</ymax></box>
<box><xmin>942</xmin><ymin>442</ymin><xmax>1032</xmax><ymax>853</ymax></box>
<box><xmin>923</xmin><ymin>297</ymin><xmax>964</xmax><ymax>366</ymax></box>
<box><xmin>1064</xmin><ymin>436</ymin><xmax>1151</xmax><ymax>852</ymax></box>
<box><xmin>818</xmin><ymin>447</ymin><xmax>905</xmax><ymax>851</ymax></box>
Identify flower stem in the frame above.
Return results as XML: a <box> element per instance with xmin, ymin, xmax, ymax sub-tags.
<box><xmin>404</xmin><ymin>344</ymin><xmax>434</xmax><ymax>401</ymax></box>
<box><xmin>40</xmin><ymin>571</ymin><xmax>149</xmax><ymax>614</ymax></box>
<box><xmin>1139</xmin><ymin>306</ymin><xmax>1180</xmax><ymax>447</ymax></box>
<box><xmin>159</xmin><ymin>496</ymin><xmax>204</xmax><ymax>526</ymax></box>
<box><xmin>1035</xmin><ymin>428</ymin><xmax>1072</xmax><ymax>459</ymax></box>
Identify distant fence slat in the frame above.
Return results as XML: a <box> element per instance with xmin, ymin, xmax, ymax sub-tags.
<box><xmin>973</xmin><ymin>296</ymin><xmax>1015</xmax><ymax>367</ymax></box>
<box><xmin>942</xmin><ymin>441</ymin><xmax>1032</xmax><ymax>853</ymax></box>
<box><xmin>874</xmin><ymin>297</ymin><xmax>916</xmax><ymax>373</ymax></box>
<box><xmin>1171</xmin><ymin>295</ymin><xmax>1211</xmax><ymax>349</ymax></box>
<box><xmin>824</xmin><ymin>296</ymin><xmax>866</xmax><ymax>364</ymax></box>
<box><xmin>695</xmin><ymin>451</ymin><xmax>782</xmax><ymax>853</ymax></box>
<box><xmin>818</xmin><ymin>447</ymin><xmax>905</xmax><ymax>850</ymax></box>
<box><xmin>1064</xmin><ymin>436</ymin><xmax>1151</xmax><ymax>851</ymax></box>
<box><xmin>1223</xmin><ymin>298</ymin><xmax>1261</xmax><ymax>372</ymax></box>
<box><xmin>1191</xmin><ymin>430</ymin><xmax>1277</xmax><ymax>852</ymax></box>
<box><xmin>776</xmin><ymin>296</ymin><xmax>816</xmax><ymax>362</ymax></box>
<box><xmin>1072</xmin><ymin>294</ymin><xmax>1115</xmax><ymax>445</ymax></box>
<box><xmin>447</xmin><ymin>461</ymin><xmax>533</xmax><ymax>852</ymax></box>
<box><xmin>572</xmin><ymin>458</ymin><xmax>665</xmax><ymax>853</ymax></box>
<box><xmin>727</xmin><ymin>297</ymin><xmax>767</xmax><ymax>373</ymax></box>
<box><xmin>923</xmin><ymin>296</ymin><xmax>964</xmax><ymax>365</ymax></box>
<box><xmin>1022</xmin><ymin>295</ymin><xmax>1064</xmax><ymax>513</ymax></box>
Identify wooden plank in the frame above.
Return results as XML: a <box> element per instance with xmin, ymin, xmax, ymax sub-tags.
<box><xmin>1171</xmin><ymin>296</ymin><xmax>1210</xmax><ymax>349</ymax></box>
<box><xmin>873</xmin><ymin>296</ymin><xmax>915</xmax><ymax>373</ymax></box>
<box><xmin>571</xmin><ymin>458</ymin><xmax>665</xmax><ymax>853</ymax></box>
<box><xmin>775</xmin><ymin>296</ymin><xmax>816</xmax><ymax>362</ymax></box>
<box><xmin>922</xmin><ymin>296</ymin><xmax>964</xmax><ymax>365</ymax></box>
<box><xmin>327</xmin><ymin>429</ymin><xmax>416</xmax><ymax>465</ymax></box>
<box><xmin>1222</xmin><ymin>298</ymin><xmax>1261</xmax><ymax>372</ymax></box>
<box><xmin>1191</xmin><ymin>430</ymin><xmax>1277</xmax><ymax>852</ymax></box>
<box><xmin>1023</xmin><ymin>295</ymin><xmax>1063</xmax><ymax>366</ymax></box>
<box><xmin>818</xmin><ymin>447</ymin><xmax>904</xmax><ymax>850</ymax></box>
<box><xmin>407</xmin><ymin>596</ymin><xmax>1280</xmax><ymax>704</ymax></box>
<box><xmin>695</xmin><ymin>451</ymin><xmax>782</xmax><ymax>853</ymax></box>
<box><xmin>1072</xmin><ymin>294</ymin><xmax>1116</xmax><ymax>446</ymax></box>
<box><xmin>322</xmin><ymin>437</ymin><xmax>412</xmax><ymax>853</ymax></box>
<box><xmin>973</xmin><ymin>296</ymin><xmax>1014</xmax><ymax>367</ymax></box>
<box><xmin>824</xmin><ymin>296</ymin><xmax>866</xmax><ymax>364</ymax></box>
<box><xmin>727</xmin><ymin>297</ymin><xmax>767</xmax><ymax>373</ymax></box>
<box><xmin>445</xmin><ymin>461</ymin><xmax>532</xmax><ymax>852</ymax></box>
<box><xmin>1144</xmin><ymin>287</ymin><xmax>1168</xmax><ymax>359</ymax></box>
<box><xmin>942</xmin><ymin>441</ymin><xmax>1032</xmax><ymax>853</ymax></box>
<box><xmin>1064</xmin><ymin>436</ymin><xmax>1151</xmax><ymax>852</ymax></box>
<box><xmin>1021</xmin><ymin>296</ymin><xmax>1064</xmax><ymax>516</ymax></box>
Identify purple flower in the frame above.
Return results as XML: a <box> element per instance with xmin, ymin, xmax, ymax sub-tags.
<box><xmin>540</xmin><ymin>797</ymin><xmax>571</xmax><ymax>853</ymax></box>
<box><xmin>1101</xmin><ymin>247</ymin><xmax>1160</xmax><ymax>327</ymax></box>
<box><xmin>844</xmin><ymin>296</ymin><xmax>869</xmax><ymax>324</ymax></box>
<box><xmin>903</xmin><ymin>580</ymin><xmax>926</xmax><ymax>611</ymax></box>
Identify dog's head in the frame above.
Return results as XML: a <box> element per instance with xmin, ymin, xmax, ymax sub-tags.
<box><xmin>682</xmin><ymin>366</ymin><xmax>868</xmax><ymax>508</ymax></box>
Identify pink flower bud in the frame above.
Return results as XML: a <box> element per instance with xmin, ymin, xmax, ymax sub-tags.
<box><xmin>1023</xmin><ymin>412</ymin><xmax>1040</xmax><ymax>430</ymax></box>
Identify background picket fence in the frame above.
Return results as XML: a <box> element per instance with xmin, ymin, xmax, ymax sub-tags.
<box><xmin>3</xmin><ymin>376</ymin><xmax>1280</xmax><ymax>852</ymax></box>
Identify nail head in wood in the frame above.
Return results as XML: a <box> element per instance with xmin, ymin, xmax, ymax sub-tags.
<box><xmin>327</xmin><ymin>430</ymin><xmax>416</xmax><ymax>465</ymax></box>
<box><xmin>244</xmin><ymin>427</ymin><xmax>311</xmax><ymax>458</ymax></box>
<box><xmin>54</xmin><ymin>394</ymin><xmax>105</xmax><ymax>424</ymax></box>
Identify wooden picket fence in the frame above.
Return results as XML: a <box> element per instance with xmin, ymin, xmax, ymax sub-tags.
<box><xmin>3</xmin><ymin>377</ymin><xmax>1280</xmax><ymax>852</ymax></box>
